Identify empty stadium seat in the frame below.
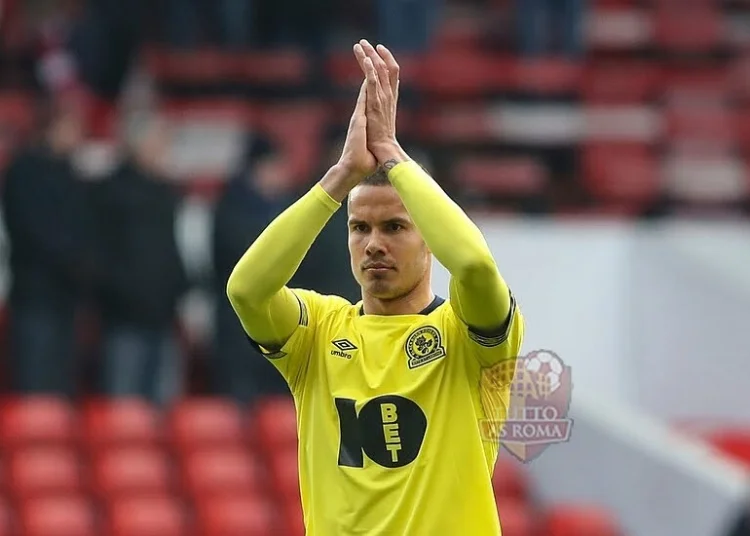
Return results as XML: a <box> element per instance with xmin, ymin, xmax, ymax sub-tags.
<box><xmin>92</xmin><ymin>446</ymin><xmax>172</xmax><ymax>498</ymax></box>
<box><xmin>0</xmin><ymin>397</ymin><xmax>76</xmax><ymax>447</ymax></box>
<box><xmin>197</xmin><ymin>494</ymin><xmax>275</xmax><ymax>536</ymax></box>
<box><xmin>582</xmin><ymin>62</ymin><xmax>662</xmax><ymax>103</ymax></box>
<box><xmin>254</xmin><ymin>396</ymin><xmax>298</xmax><ymax>452</ymax></box>
<box><xmin>493</xmin><ymin>455</ymin><xmax>531</xmax><ymax>500</ymax></box>
<box><xmin>182</xmin><ymin>447</ymin><xmax>261</xmax><ymax>499</ymax></box>
<box><xmin>19</xmin><ymin>495</ymin><xmax>96</xmax><ymax>536</ymax></box>
<box><xmin>582</xmin><ymin>143</ymin><xmax>661</xmax><ymax>204</ymax></box>
<box><xmin>418</xmin><ymin>105</ymin><xmax>494</xmax><ymax>143</ymax></box>
<box><xmin>169</xmin><ymin>398</ymin><xmax>244</xmax><ymax>451</ymax></box>
<box><xmin>706</xmin><ymin>428</ymin><xmax>750</xmax><ymax>468</ymax></box>
<box><xmin>0</xmin><ymin>499</ymin><xmax>11</xmax><ymax>536</ymax></box>
<box><xmin>497</xmin><ymin>498</ymin><xmax>538</xmax><ymax>536</ymax></box>
<box><xmin>8</xmin><ymin>447</ymin><xmax>83</xmax><ymax>498</ymax></box>
<box><xmin>543</xmin><ymin>504</ymin><xmax>622</xmax><ymax>536</ymax></box>
<box><xmin>106</xmin><ymin>495</ymin><xmax>186</xmax><ymax>536</ymax></box>
<box><xmin>267</xmin><ymin>446</ymin><xmax>300</xmax><ymax>505</ymax></box>
<box><xmin>654</xmin><ymin>5</ymin><xmax>723</xmax><ymax>53</ymax></box>
<box><xmin>82</xmin><ymin>398</ymin><xmax>161</xmax><ymax>449</ymax></box>
<box><xmin>455</xmin><ymin>156</ymin><xmax>548</xmax><ymax>196</ymax></box>
<box><xmin>282</xmin><ymin>501</ymin><xmax>305</xmax><ymax>536</ymax></box>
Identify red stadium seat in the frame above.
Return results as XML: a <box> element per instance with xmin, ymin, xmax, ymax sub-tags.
<box><xmin>664</xmin><ymin>104</ymin><xmax>735</xmax><ymax>149</ymax></box>
<box><xmin>82</xmin><ymin>398</ymin><xmax>161</xmax><ymax>449</ymax></box>
<box><xmin>543</xmin><ymin>505</ymin><xmax>622</xmax><ymax>536</ymax></box>
<box><xmin>268</xmin><ymin>446</ymin><xmax>300</xmax><ymax>504</ymax></box>
<box><xmin>455</xmin><ymin>156</ymin><xmax>548</xmax><ymax>196</ymax></box>
<box><xmin>0</xmin><ymin>499</ymin><xmax>12</xmax><ymax>536</ymax></box>
<box><xmin>582</xmin><ymin>143</ymin><xmax>661</xmax><ymax>204</ymax></box>
<box><xmin>282</xmin><ymin>501</ymin><xmax>306</xmax><ymax>536</ymax></box>
<box><xmin>706</xmin><ymin>428</ymin><xmax>750</xmax><ymax>468</ymax></box>
<box><xmin>8</xmin><ymin>447</ymin><xmax>83</xmax><ymax>498</ymax></box>
<box><xmin>497</xmin><ymin>498</ymin><xmax>538</xmax><ymax>536</ymax></box>
<box><xmin>582</xmin><ymin>62</ymin><xmax>662</xmax><ymax>103</ymax></box>
<box><xmin>182</xmin><ymin>447</ymin><xmax>262</xmax><ymax>499</ymax></box>
<box><xmin>0</xmin><ymin>396</ymin><xmax>76</xmax><ymax>447</ymax></box>
<box><xmin>493</xmin><ymin>455</ymin><xmax>531</xmax><ymax>500</ymax></box>
<box><xmin>512</xmin><ymin>59</ymin><xmax>583</xmax><ymax>96</ymax></box>
<box><xmin>169</xmin><ymin>398</ymin><xmax>244</xmax><ymax>451</ymax></box>
<box><xmin>654</xmin><ymin>5</ymin><xmax>723</xmax><ymax>53</ymax></box>
<box><xmin>254</xmin><ymin>396</ymin><xmax>298</xmax><ymax>452</ymax></box>
<box><xmin>418</xmin><ymin>105</ymin><xmax>494</xmax><ymax>143</ymax></box>
<box><xmin>92</xmin><ymin>446</ymin><xmax>172</xmax><ymax>498</ymax></box>
<box><xmin>19</xmin><ymin>495</ymin><xmax>97</xmax><ymax>536</ymax></box>
<box><xmin>419</xmin><ymin>53</ymin><xmax>506</xmax><ymax>97</ymax></box>
<box><xmin>106</xmin><ymin>495</ymin><xmax>186</xmax><ymax>536</ymax></box>
<box><xmin>197</xmin><ymin>494</ymin><xmax>275</xmax><ymax>536</ymax></box>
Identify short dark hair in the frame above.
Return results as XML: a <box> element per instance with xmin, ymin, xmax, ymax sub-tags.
<box><xmin>360</xmin><ymin>167</ymin><xmax>390</xmax><ymax>186</ymax></box>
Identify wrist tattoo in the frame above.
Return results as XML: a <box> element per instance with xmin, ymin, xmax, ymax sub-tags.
<box><xmin>383</xmin><ymin>159</ymin><xmax>400</xmax><ymax>171</ymax></box>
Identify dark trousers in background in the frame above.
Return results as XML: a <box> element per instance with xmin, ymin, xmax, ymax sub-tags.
<box><xmin>516</xmin><ymin>0</ymin><xmax>585</xmax><ymax>58</ymax></box>
<box><xmin>101</xmin><ymin>324</ymin><xmax>182</xmax><ymax>406</ymax></box>
<box><xmin>212</xmin><ymin>305</ymin><xmax>289</xmax><ymax>405</ymax></box>
<box><xmin>8</xmin><ymin>305</ymin><xmax>77</xmax><ymax>397</ymax></box>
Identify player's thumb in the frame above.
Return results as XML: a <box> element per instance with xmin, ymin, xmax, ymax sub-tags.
<box><xmin>354</xmin><ymin>80</ymin><xmax>367</xmax><ymax>115</ymax></box>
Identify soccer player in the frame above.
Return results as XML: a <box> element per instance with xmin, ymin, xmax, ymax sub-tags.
<box><xmin>227</xmin><ymin>40</ymin><xmax>524</xmax><ymax>535</ymax></box>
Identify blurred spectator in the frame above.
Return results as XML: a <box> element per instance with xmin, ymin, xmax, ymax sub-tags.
<box><xmin>516</xmin><ymin>0</ymin><xmax>585</xmax><ymax>58</ymax></box>
<box><xmin>377</xmin><ymin>0</ymin><xmax>441</xmax><ymax>52</ymax></box>
<box><xmin>91</xmin><ymin>112</ymin><xmax>189</xmax><ymax>405</ymax></box>
<box><xmin>211</xmin><ymin>133</ymin><xmax>295</xmax><ymax>404</ymax></box>
<box><xmin>1</xmin><ymin>99</ymin><xmax>93</xmax><ymax>396</ymax></box>
<box><xmin>68</xmin><ymin>0</ymin><xmax>142</xmax><ymax>100</ymax></box>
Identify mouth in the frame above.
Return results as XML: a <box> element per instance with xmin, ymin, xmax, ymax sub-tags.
<box><xmin>363</xmin><ymin>264</ymin><xmax>395</xmax><ymax>272</ymax></box>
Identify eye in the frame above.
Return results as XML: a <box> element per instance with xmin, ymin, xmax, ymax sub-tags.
<box><xmin>352</xmin><ymin>223</ymin><xmax>368</xmax><ymax>233</ymax></box>
<box><xmin>387</xmin><ymin>222</ymin><xmax>403</xmax><ymax>232</ymax></box>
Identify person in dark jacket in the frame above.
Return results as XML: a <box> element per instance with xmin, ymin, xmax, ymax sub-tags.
<box><xmin>1</xmin><ymin>101</ymin><xmax>92</xmax><ymax>397</ymax></box>
<box><xmin>92</xmin><ymin>113</ymin><xmax>189</xmax><ymax>405</ymax></box>
<box><xmin>211</xmin><ymin>133</ymin><xmax>297</xmax><ymax>404</ymax></box>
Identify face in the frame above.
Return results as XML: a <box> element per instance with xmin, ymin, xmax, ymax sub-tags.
<box><xmin>50</xmin><ymin>111</ymin><xmax>84</xmax><ymax>154</ymax></box>
<box><xmin>348</xmin><ymin>185</ymin><xmax>431</xmax><ymax>300</ymax></box>
<box><xmin>252</xmin><ymin>154</ymin><xmax>295</xmax><ymax>197</ymax></box>
<box><xmin>135</xmin><ymin>119</ymin><xmax>171</xmax><ymax>175</ymax></box>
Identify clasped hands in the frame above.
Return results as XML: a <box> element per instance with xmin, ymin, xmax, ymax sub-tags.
<box><xmin>338</xmin><ymin>39</ymin><xmax>403</xmax><ymax>179</ymax></box>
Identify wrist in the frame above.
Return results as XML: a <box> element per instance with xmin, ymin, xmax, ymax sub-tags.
<box><xmin>371</xmin><ymin>141</ymin><xmax>409</xmax><ymax>169</ymax></box>
<box><xmin>320</xmin><ymin>162</ymin><xmax>364</xmax><ymax>203</ymax></box>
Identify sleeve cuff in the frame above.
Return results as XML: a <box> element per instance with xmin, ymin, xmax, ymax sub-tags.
<box><xmin>311</xmin><ymin>183</ymin><xmax>342</xmax><ymax>213</ymax></box>
<box><xmin>467</xmin><ymin>291</ymin><xmax>517</xmax><ymax>348</ymax></box>
<box><xmin>386</xmin><ymin>160</ymin><xmax>425</xmax><ymax>187</ymax></box>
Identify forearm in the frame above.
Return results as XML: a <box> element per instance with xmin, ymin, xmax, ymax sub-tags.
<box><xmin>226</xmin><ymin>167</ymin><xmax>345</xmax><ymax>310</ymax></box>
<box><xmin>378</xmin><ymin>146</ymin><xmax>512</xmax><ymax>328</ymax></box>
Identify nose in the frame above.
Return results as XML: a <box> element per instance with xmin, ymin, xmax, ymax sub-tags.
<box><xmin>365</xmin><ymin>229</ymin><xmax>387</xmax><ymax>257</ymax></box>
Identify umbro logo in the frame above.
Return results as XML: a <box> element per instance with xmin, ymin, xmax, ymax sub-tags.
<box><xmin>331</xmin><ymin>338</ymin><xmax>357</xmax><ymax>359</ymax></box>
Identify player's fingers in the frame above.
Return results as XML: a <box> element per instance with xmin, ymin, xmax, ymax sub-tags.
<box><xmin>360</xmin><ymin>39</ymin><xmax>390</xmax><ymax>96</ymax></box>
<box><xmin>352</xmin><ymin>80</ymin><xmax>367</xmax><ymax>122</ymax></box>
<box><xmin>364</xmin><ymin>57</ymin><xmax>378</xmax><ymax>107</ymax></box>
<box><xmin>353</xmin><ymin>43</ymin><xmax>368</xmax><ymax>75</ymax></box>
<box><xmin>376</xmin><ymin>44</ymin><xmax>400</xmax><ymax>96</ymax></box>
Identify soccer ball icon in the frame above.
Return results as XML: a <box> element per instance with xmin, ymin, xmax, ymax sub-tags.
<box><xmin>523</xmin><ymin>350</ymin><xmax>564</xmax><ymax>394</ymax></box>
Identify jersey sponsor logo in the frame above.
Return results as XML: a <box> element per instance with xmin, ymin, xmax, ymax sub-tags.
<box><xmin>335</xmin><ymin>395</ymin><xmax>427</xmax><ymax>468</ymax></box>
<box><xmin>331</xmin><ymin>338</ymin><xmax>357</xmax><ymax>359</ymax></box>
<box><xmin>480</xmin><ymin>350</ymin><xmax>573</xmax><ymax>463</ymax></box>
<box><xmin>405</xmin><ymin>326</ymin><xmax>446</xmax><ymax>369</ymax></box>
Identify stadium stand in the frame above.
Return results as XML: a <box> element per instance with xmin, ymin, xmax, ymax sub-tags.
<box><xmin>3</xmin><ymin>0</ymin><xmax>750</xmax><ymax>534</ymax></box>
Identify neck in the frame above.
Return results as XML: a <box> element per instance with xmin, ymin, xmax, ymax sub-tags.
<box><xmin>361</xmin><ymin>280</ymin><xmax>434</xmax><ymax>316</ymax></box>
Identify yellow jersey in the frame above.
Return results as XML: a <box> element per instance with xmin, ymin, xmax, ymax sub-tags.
<box><xmin>256</xmin><ymin>289</ymin><xmax>524</xmax><ymax>536</ymax></box>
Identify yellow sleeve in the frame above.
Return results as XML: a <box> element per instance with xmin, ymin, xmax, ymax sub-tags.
<box><xmin>226</xmin><ymin>184</ymin><xmax>341</xmax><ymax>353</ymax></box>
<box><xmin>387</xmin><ymin>161</ymin><xmax>513</xmax><ymax>339</ymax></box>
<box><xmin>253</xmin><ymin>289</ymin><xmax>340</xmax><ymax>393</ymax></box>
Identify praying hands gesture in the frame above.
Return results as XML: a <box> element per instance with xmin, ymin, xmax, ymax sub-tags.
<box><xmin>353</xmin><ymin>40</ymin><xmax>409</xmax><ymax>169</ymax></box>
